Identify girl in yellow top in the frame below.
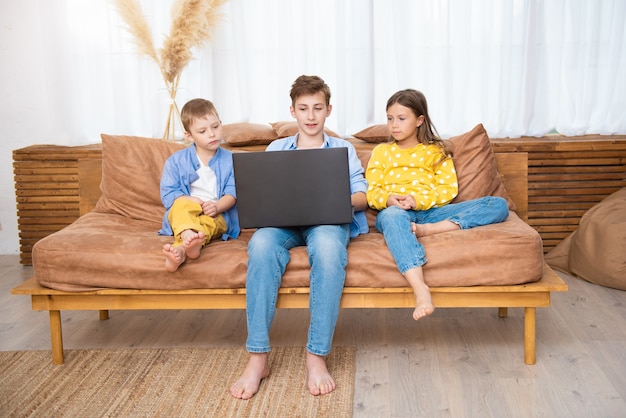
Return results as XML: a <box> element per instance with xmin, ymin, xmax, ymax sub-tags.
<box><xmin>366</xmin><ymin>89</ymin><xmax>509</xmax><ymax>321</ymax></box>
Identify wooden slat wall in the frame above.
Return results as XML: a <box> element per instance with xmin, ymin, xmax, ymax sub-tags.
<box><xmin>12</xmin><ymin>145</ymin><xmax>102</xmax><ymax>265</ymax></box>
<box><xmin>491</xmin><ymin>135</ymin><xmax>626</xmax><ymax>253</ymax></box>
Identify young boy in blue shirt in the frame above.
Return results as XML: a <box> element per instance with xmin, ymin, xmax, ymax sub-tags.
<box><xmin>159</xmin><ymin>98</ymin><xmax>239</xmax><ymax>272</ymax></box>
<box><xmin>230</xmin><ymin>75</ymin><xmax>368</xmax><ymax>399</ymax></box>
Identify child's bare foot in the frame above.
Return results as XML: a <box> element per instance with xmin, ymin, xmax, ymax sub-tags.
<box><xmin>413</xmin><ymin>282</ymin><xmax>435</xmax><ymax>320</ymax></box>
<box><xmin>163</xmin><ymin>244</ymin><xmax>186</xmax><ymax>272</ymax></box>
<box><xmin>306</xmin><ymin>352</ymin><xmax>336</xmax><ymax>396</ymax></box>
<box><xmin>412</xmin><ymin>220</ymin><xmax>459</xmax><ymax>237</ymax></box>
<box><xmin>181</xmin><ymin>230</ymin><xmax>205</xmax><ymax>259</ymax></box>
<box><xmin>411</xmin><ymin>222</ymin><xmax>427</xmax><ymax>237</ymax></box>
<box><xmin>230</xmin><ymin>353</ymin><xmax>270</xmax><ymax>400</ymax></box>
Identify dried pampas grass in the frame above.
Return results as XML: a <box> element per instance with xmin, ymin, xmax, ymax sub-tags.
<box><xmin>112</xmin><ymin>0</ymin><xmax>228</xmax><ymax>139</ymax></box>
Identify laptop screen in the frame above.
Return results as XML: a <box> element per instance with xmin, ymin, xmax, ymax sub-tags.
<box><xmin>232</xmin><ymin>148</ymin><xmax>353</xmax><ymax>228</ymax></box>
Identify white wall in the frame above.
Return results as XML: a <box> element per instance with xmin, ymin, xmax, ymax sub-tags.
<box><xmin>1</xmin><ymin>2</ymin><xmax>79</xmax><ymax>254</ymax></box>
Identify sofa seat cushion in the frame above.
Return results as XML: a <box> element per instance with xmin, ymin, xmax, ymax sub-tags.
<box><xmin>33</xmin><ymin>211</ymin><xmax>543</xmax><ymax>292</ymax></box>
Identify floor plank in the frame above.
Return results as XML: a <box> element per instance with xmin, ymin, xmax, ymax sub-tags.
<box><xmin>2</xmin><ymin>255</ymin><xmax>625</xmax><ymax>417</ymax></box>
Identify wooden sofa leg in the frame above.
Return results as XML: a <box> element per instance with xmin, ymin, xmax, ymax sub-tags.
<box><xmin>524</xmin><ymin>307</ymin><xmax>536</xmax><ymax>365</ymax></box>
<box><xmin>49</xmin><ymin>310</ymin><xmax>64</xmax><ymax>365</ymax></box>
<box><xmin>99</xmin><ymin>310</ymin><xmax>109</xmax><ymax>320</ymax></box>
<box><xmin>498</xmin><ymin>307</ymin><xmax>508</xmax><ymax>318</ymax></box>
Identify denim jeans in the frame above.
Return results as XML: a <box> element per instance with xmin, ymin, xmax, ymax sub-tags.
<box><xmin>375</xmin><ymin>196</ymin><xmax>509</xmax><ymax>274</ymax></box>
<box><xmin>245</xmin><ymin>224</ymin><xmax>350</xmax><ymax>356</ymax></box>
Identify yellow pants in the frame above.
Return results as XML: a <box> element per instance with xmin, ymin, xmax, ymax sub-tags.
<box><xmin>167</xmin><ymin>198</ymin><xmax>227</xmax><ymax>247</ymax></box>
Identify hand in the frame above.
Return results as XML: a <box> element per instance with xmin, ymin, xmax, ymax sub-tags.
<box><xmin>201</xmin><ymin>201</ymin><xmax>218</xmax><ymax>217</ymax></box>
<box><xmin>387</xmin><ymin>194</ymin><xmax>416</xmax><ymax>210</ymax></box>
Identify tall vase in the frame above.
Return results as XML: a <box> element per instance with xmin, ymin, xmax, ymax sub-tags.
<box><xmin>152</xmin><ymin>75</ymin><xmax>190</xmax><ymax>141</ymax></box>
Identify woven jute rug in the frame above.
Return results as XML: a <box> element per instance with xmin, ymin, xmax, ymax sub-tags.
<box><xmin>0</xmin><ymin>346</ymin><xmax>355</xmax><ymax>418</ymax></box>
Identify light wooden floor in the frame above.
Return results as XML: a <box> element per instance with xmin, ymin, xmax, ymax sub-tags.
<box><xmin>2</xmin><ymin>255</ymin><xmax>625</xmax><ymax>417</ymax></box>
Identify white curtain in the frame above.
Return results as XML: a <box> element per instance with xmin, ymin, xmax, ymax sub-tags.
<box><xmin>36</xmin><ymin>0</ymin><xmax>626</xmax><ymax>142</ymax></box>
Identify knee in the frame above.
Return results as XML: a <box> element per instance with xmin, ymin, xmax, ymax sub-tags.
<box><xmin>376</xmin><ymin>206</ymin><xmax>408</xmax><ymax>229</ymax></box>
<box><xmin>308</xmin><ymin>227</ymin><xmax>348</xmax><ymax>263</ymax></box>
<box><xmin>491</xmin><ymin>196</ymin><xmax>510</xmax><ymax>220</ymax></box>
<box><xmin>248</xmin><ymin>230</ymin><xmax>278</xmax><ymax>258</ymax></box>
<box><xmin>479</xmin><ymin>196</ymin><xmax>510</xmax><ymax>224</ymax></box>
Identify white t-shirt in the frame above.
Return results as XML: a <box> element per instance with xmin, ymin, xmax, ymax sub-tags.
<box><xmin>190</xmin><ymin>154</ymin><xmax>218</xmax><ymax>202</ymax></box>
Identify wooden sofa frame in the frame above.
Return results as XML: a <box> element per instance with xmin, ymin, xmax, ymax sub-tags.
<box><xmin>12</xmin><ymin>151</ymin><xmax>568</xmax><ymax>365</ymax></box>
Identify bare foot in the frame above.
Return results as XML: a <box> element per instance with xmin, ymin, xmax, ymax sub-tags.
<box><xmin>181</xmin><ymin>230</ymin><xmax>205</xmax><ymax>259</ymax></box>
<box><xmin>412</xmin><ymin>220</ymin><xmax>459</xmax><ymax>238</ymax></box>
<box><xmin>230</xmin><ymin>353</ymin><xmax>270</xmax><ymax>400</ymax></box>
<box><xmin>306</xmin><ymin>352</ymin><xmax>336</xmax><ymax>396</ymax></box>
<box><xmin>404</xmin><ymin>267</ymin><xmax>435</xmax><ymax>321</ymax></box>
<box><xmin>412</xmin><ymin>281</ymin><xmax>435</xmax><ymax>320</ymax></box>
<box><xmin>411</xmin><ymin>222</ymin><xmax>427</xmax><ymax>237</ymax></box>
<box><xmin>163</xmin><ymin>244</ymin><xmax>186</xmax><ymax>272</ymax></box>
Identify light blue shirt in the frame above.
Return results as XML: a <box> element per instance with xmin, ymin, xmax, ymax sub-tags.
<box><xmin>266</xmin><ymin>133</ymin><xmax>369</xmax><ymax>238</ymax></box>
<box><xmin>158</xmin><ymin>145</ymin><xmax>240</xmax><ymax>240</ymax></box>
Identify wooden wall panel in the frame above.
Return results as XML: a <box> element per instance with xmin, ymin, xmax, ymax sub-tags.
<box><xmin>492</xmin><ymin>135</ymin><xmax>626</xmax><ymax>253</ymax></box>
<box><xmin>12</xmin><ymin>145</ymin><xmax>101</xmax><ymax>265</ymax></box>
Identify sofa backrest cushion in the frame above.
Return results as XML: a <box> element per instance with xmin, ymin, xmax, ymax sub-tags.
<box><xmin>223</xmin><ymin>122</ymin><xmax>279</xmax><ymax>147</ymax></box>
<box><xmin>446</xmin><ymin>123</ymin><xmax>516</xmax><ymax>211</ymax></box>
<box><xmin>97</xmin><ymin>124</ymin><xmax>514</xmax><ymax>228</ymax></box>
<box><xmin>95</xmin><ymin>134</ymin><xmax>186</xmax><ymax>223</ymax></box>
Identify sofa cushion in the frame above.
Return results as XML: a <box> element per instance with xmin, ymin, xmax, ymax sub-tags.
<box><xmin>223</xmin><ymin>122</ymin><xmax>279</xmax><ymax>147</ymax></box>
<box><xmin>447</xmin><ymin>124</ymin><xmax>517</xmax><ymax>211</ymax></box>
<box><xmin>95</xmin><ymin>134</ymin><xmax>185</xmax><ymax>223</ymax></box>
<box><xmin>270</xmin><ymin>121</ymin><xmax>340</xmax><ymax>139</ymax></box>
<box><xmin>352</xmin><ymin>124</ymin><xmax>390</xmax><ymax>143</ymax></box>
<box><xmin>33</xmin><ymin>211</ymin><xmax>543</xmax><ymax>291</ymax></box>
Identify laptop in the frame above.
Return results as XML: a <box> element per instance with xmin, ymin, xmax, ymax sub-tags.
<box><xmin>232</xmin><ymin>148</ymin><xmax>353</xmax><ymax>228</ymax></box>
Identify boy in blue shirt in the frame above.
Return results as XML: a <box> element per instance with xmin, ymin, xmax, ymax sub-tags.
<box><xmin>230</xmin><ymin>75</ymin><xmax>368</xmax><ymax>399</ymax></box>
<box><xmin>159</xmin><ymin>99</ymin><xmax>239</xmax><ymax>272</ymax></box>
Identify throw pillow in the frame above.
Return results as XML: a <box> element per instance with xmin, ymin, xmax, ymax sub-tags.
<box><xmin>447</xmin><ymin>124</ymin><xmax>517</xmax><ymax>211</ymax></box>
<box><xmin>352</xmin><ymin>124</ymin><xmax>390</xmax><ymax>143</ymax></box>
<box><xmin>270</xmin><ymin>121</ymin><xmax>340</xmax><ymax>139</ymax></box>
<box><xmin>222</xmin><ymin>122</ymin><xmax>279</xmax><ymax>147</ymax></box>
<box><xmin>95</xmin><ymin>134</ymin><xmax>186</xmax><ymax>223</ymax></box>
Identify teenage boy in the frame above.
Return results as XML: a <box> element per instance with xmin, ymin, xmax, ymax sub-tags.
<box><xmin>229</xmin><ymin>75</ymin><xmax>368</xmax><ymax>399</ymax></box>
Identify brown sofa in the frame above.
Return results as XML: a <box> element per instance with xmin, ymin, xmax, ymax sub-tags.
<box><xmin>33</xmin><ymin>124</ymin><xmax>543</xmax><ymax>291</ymax></box>
<box><xmin>14</xmin><ymin>123</ymin><xmax>568</xmax><ymax>365</ymax></box>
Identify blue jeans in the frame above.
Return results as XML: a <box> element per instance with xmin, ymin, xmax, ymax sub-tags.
<box><xmin>245</xmin><ymin>224</ymin><xmax>350</xmax><ymax>356</ymax></box>
<box><xmin>376</xmin><ymin>196</ymin><xmax>509</xmax><ymax>274</ymax></box>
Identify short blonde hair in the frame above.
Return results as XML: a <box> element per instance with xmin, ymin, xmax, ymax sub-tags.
<box><xmin>180</xmin><ymin>98</ymin><xmax>220</xmax><ymax>132</ymax></box>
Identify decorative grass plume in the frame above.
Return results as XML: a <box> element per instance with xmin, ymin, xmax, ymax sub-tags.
<box><xmin>112</xmin><ymin>0</ymin><xmax>228</xmax><ymax>139</ymax></box>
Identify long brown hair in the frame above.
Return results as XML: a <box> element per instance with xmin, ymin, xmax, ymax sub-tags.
<box><xmin>386</xmin><ymin>89</ymin><xmax>450</xmax><ymax>155</ymax></box>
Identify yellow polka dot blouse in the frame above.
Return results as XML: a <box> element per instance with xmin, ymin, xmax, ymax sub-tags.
<box><xmin>365</xmin><ymin>142</ymin><xmax>459</xmax><ymax>211</ymax></box>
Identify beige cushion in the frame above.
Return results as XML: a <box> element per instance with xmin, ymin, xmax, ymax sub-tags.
<box><xmin>222</xmin><ymin>122</ymin><xmax>279</xmax><ymax>147</ymax></box>
<box><xmin>33</xmin><ymin>210</ymin><xmax>543</xmax><ymax>291</ymax></box>
<box><xmin>352</xmin><ymin>124</ymin><xmax>390</xmax><ymax>143</ymax></box>
<box><xmin>95</xmin><ymin>134</ymin><xmax>185</xmax><ymax>223</ymax></box>
<box><xmin>547</xmin><ymin>188</ymin><xmax>626</xmax><ymax>290</ymax></box>
<box><xmin>447</xmin><ymin>124</ymin><xmax>517</xmax><ymax>211</ymax></box>
<box><xmin>270</xmin><ymin>121</ymin><xmax>340</xmax><ymax>139</ymax></box>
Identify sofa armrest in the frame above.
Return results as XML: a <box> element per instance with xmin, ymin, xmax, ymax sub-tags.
<box><xmin>494</xmin><ymin>152</ymin><xmax>528</xmax><ymax>221</ymax></box>
<box><xmin>78</xmin><ymin>158</ymin><xmax>103</xmax><ymax>216</ymax></box>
